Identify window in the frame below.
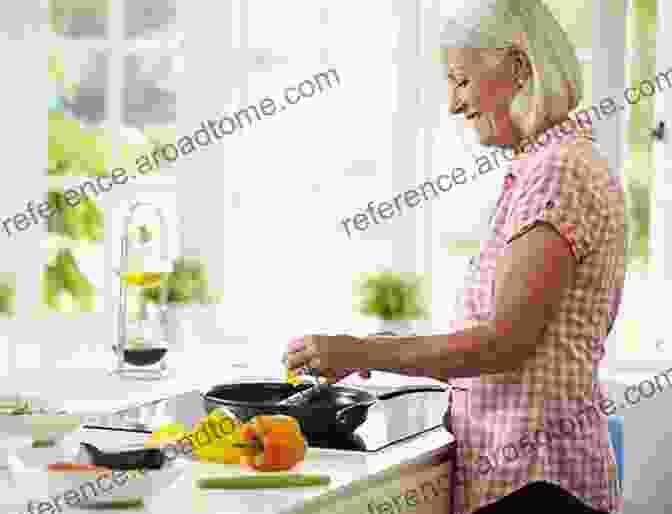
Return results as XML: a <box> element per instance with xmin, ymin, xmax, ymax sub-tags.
<box><xmin>216</xmin><ymin>0</ymin><xmax>410</xmax><ymax>362</ymax></box>
<box><xmin>616</xmin><ymin>0</ymin><xmax>671</xmax><ymax>369</ymax></box>
<box><xmin>39</xmin><ymin>0</ymin><xmax>662</xmax><ymax>372</ymax></box>
<box><xmin>44</xmin><ymin>1</ymin><xmax>180</xmax><ymax>357</ymax></box>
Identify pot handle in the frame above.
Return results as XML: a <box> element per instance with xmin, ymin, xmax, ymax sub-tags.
<box><xmin>376</xmin><ymin>385</ymin><xmax>447</xmax><ymax>401</ymax></box>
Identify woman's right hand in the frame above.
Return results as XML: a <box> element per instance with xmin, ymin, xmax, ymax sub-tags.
<box><xmin>281</xmin><ymin>336</ymin><xmax>371</xmax><ymax>382</ymax></box>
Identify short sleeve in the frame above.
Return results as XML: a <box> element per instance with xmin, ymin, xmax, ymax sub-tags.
<box><xmin>505</xmin><ymin>152</ymin><xmax>611</xmax><ymax>263</ymax></box>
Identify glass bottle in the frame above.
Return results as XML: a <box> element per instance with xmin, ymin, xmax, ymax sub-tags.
<box><xmin>112</xmin><ymin>201</ymin><xmax>173</xmax><ymax>380</ymax></box>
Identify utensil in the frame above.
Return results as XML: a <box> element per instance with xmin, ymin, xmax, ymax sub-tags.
<box><xmin>277</xmin><ymin>368</ymin><xmax>325</xmax><ymax>407</ymax></box>
<box><xmin>76</xmin><ymin>442</ymin><xmax>166</xmax><ymax>470</ymax></box>
<box><xmin>197</xmin><ymin>473</ymin><xmax>331</xmax><ymax>489</ymax></box>
<box><xmin>203</xmin><ymin>383</ymin><xmax>447</xmax><ymax>439</ymax></box>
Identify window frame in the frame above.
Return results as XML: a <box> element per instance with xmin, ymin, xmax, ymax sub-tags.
<box><xmin>47</xmin><ymin>0</ymin><xmax>179</xmax><ymax>323</ymax></box>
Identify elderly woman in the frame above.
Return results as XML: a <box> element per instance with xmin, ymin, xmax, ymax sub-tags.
<box><xmin>284</xmin><ymin>1</ymin><xmax>626</xmax><ymax>513</ymax></box>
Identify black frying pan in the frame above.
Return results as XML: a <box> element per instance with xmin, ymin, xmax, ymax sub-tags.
<box><xmin>203</xmin><ymin>382</ymin><xmax>447</xmax><ymax>439</ymax></box>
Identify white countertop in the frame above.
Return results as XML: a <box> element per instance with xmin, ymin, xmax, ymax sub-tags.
<box><xmin>60</xmin><ymin>427</ymin><xmax>453</xmax><ymax>514</ymax></box>
<box><xmin>1</xmin><ymin>394</ymin><xmax>455</xmax><ymax>514</ymax></box>
<box><xmin>0</xmin><ymin>344</ymin><xmax>456</xmax><ymax>513</ymax></box>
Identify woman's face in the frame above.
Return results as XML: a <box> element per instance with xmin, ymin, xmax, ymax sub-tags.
<box><xmin>443</xmin><ymin>47</ymin><xmax>526</xmax><ymax>147</ymax></box>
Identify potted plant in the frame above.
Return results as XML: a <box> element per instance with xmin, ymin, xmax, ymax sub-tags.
<box><xmin>140</xmin><ymin>256</ymin><xmax>222</xmax><ymax>349</ymax></box>
<box><xmin>353</xmin><ymin>270</ymin><xmax>430</xmax><ymax>335</ymax></box>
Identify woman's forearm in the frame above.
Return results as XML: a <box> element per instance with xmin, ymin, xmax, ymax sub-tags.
<box><xmin>361</xmin><ymin>324</ymin><xmax>529</xmax><ymax>381</ymax></box>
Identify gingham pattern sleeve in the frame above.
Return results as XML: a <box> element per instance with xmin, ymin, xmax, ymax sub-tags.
<box><xmin>504</xmin><ymin>151</ymin><xmax>611</xmax><ymax>263</ymax></box>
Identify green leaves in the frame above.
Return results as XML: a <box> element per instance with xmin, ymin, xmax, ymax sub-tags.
<box><xmin>43</xmin><ymin>249</ymin><xmax>96</xmax><ymax>313</ymax></box>
<box><xmin>48</xmin><ymin>112</ymin><xmax>112</xmax><ymax>177</ymax></box>
<box><xmin>0</xmin><ymin>283</ymin><xmax>15</xmax><ymax>317</ymax></box>
<box><xmin>353</xmin><ymin>271</ymin><xmax>429</xmax><ymax>321</ymax></box>
<box><xmin>141</xmin><ymin>256</ymin><xmax>221</xmax><ymax>306</ymax></box>
<box><xmin>47</xmin><ymin>190</ymin><xmax>104</xmax><ymax>242</ymax></box>
<box><xmin>48</xmin><ymin>112</ymin><xmax>177</xmax><ymax>179</ymax></box>
<box><xmin>44</xmin><ymin>190</ymin><xmax>100</xmax><ymax>311</ymax></box>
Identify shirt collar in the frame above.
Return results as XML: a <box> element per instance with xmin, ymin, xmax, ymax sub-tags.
<box><xmin>506</xmin><ymin>118</ymin><xmax>596</xmax><ymax>179</ymax></box>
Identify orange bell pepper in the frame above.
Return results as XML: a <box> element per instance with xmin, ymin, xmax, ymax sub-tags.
<box><xmin>236</xmin><ymin>415</ymin><xmax>306</xmax><ymax>472</ymax></box>
<box><xmin>251</xmin><ymin>415</ymin><xmax>301</xmax><ymax>435</ymax></box>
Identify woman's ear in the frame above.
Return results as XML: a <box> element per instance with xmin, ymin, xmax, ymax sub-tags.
<box><xmin>509</xmin><ymin>46</ymin><xmax>532</xmax><ymax>84</ymax></box>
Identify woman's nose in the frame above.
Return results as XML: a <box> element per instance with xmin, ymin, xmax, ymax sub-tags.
<box><xmin>449</xmin><ymin>100</ymin><xmax>467</xmax><ymax>116</ymax></box>
<box><xmin>448</xmin><ymin>89</ymin><xmax>467</xmax><ymax>115</ymax></box>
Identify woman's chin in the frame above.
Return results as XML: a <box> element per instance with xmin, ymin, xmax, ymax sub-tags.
<box><xmin>476</xmin><ymin>129</ymin><xmax>511</xmax><ymax>148</ymax></box>
<box><xmin>476</xmin><ymin>130</ymin><xmax>496</xmax><ymax>146</ymax></box>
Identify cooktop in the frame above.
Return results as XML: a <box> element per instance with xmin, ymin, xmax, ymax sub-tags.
<box><xmin>83</xmin><ymin>385</ymin><xmax>451</xmax><ymax>453</ymax></box>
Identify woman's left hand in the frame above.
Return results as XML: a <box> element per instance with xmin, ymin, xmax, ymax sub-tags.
<box><xmin>285</xmin><ymin>334</ymin><xmax>365</xmax><ymax>384</ymax></box>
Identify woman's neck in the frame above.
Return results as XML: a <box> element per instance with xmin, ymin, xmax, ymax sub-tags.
<box><xmin>503</xmin><ymin>114</ymin><xmax>575</xmax><ymax>158</ymax></box>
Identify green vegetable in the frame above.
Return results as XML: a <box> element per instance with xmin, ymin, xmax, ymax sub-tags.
<box><xmin>196</xmin><ymin>474</ymin><xmax>331</xmax><ymax>489</ymax></box>
<box><xmin>83</xmin><ymin>498</ymin><xmax>143</xmax><ymax>509</ymax></box>
<box><xmin>33</xmin><ymin>440</ymin><xmax>56</xmax><ymax>448</ymax></box>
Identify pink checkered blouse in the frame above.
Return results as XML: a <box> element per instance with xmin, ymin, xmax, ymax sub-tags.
<box><xmin>447</xmin><ymin>122</ymin><xmax>626</xmax><ymax>514</ymax></box>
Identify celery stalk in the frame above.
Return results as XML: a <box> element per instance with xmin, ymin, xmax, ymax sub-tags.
<box><xmin>197</xmin><ymin>474</ymin><xmax>331</xmax><ymax>489</ymax></box>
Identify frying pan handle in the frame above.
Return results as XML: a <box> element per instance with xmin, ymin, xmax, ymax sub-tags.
<box><xmin>335</xmin><ymin>403</ymin><xmax>368</xmax><ymax>426</ymax></box>
<box><xmin>376</xmin><ymin>385</ymin><xmax>447</xmax><ymax>401</ymax></box>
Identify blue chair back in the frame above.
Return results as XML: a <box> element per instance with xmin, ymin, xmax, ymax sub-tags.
<box><xmin>608</xmin><ymin>415</ymin><xmax>624</xmax><ymax>492</ymax></box>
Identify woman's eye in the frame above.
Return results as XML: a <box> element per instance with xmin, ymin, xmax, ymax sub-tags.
<box><xmin>458</xmin><ymin>79</ymin><xmax>469</xmax><ymax>88</ymax></box>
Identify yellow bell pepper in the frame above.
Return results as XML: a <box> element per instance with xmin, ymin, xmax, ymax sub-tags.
<box><xmin>144</xmin><ymin>422</ymin><xmax>187</xmax><ymax>449</ymax></box>
<box><xmin>190</xmin><ymin>412</ymin><xmax>243</xmax><ymax>464</ymax></box>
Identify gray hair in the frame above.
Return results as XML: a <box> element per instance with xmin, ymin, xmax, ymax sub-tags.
<box><xmin>438</xmin><ymin>0</ymin><xmax>583</xmax><ymax>139</ymax></box>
